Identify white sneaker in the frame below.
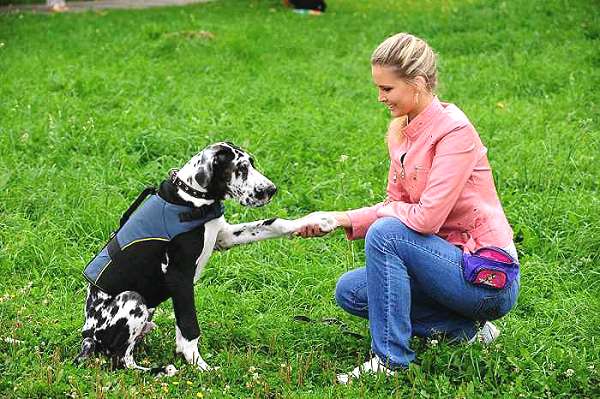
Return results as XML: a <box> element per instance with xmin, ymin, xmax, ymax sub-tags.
<box><xmin>336</xmin><ymin>355</ymin><xmax>397</xmax><ymax>384</ymax></box>
<box><xmin>467</xmin><ymin>321</ymin><xmax>500</xmax><ymax>345</ymax></box>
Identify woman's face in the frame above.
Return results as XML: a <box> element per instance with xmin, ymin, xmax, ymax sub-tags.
<box><xmin>371</xmin><ymin>65</ymin><xmax>418</xmax><ymax>119</ymax></box>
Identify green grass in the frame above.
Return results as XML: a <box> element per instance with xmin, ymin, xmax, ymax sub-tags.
<box><xmin>1</xmin><ymin>0</ymin><xmax>599</xmax><ymax>397</ymax></box>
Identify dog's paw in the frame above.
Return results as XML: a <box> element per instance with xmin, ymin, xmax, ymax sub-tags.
<box><xmin>194</xmin><ymin>356</ymin><xmax>219</xmax><ymax>372</ymax></box>
<box><xmin>197</xmin><ymin>362</ymin><xmax>220</xmax><ymax>372</ymax></box>
<box><xmin>178</xmin><ymin>348</ymin><xmax>219</xmax><ymax>372</ymax></box>
<box><xmin>296</xmin><ymin>213</ymin><xmax>339</xmax><ymax>233</ymax></box>
<box><xmin>154</xmin><ymin>364</ymin><xmax>178</xmax><ymax>378</ymax></box>
<box><xmin>316</xmin><ymin>214</ymin><xmax>339</xmax><ymax>232</ymax></box>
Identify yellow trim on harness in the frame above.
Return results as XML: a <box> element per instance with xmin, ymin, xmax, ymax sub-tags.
<box><xmin>122</xmin><ymin>237</ymin><xmax>169</xmax><ymax>251</ymax></box>
<box><xmin>92</xmin><ymin>237</ymin><xmax>170</xmax><ymax>284</ymax></box>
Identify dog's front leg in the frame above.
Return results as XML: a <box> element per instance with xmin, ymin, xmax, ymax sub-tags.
<box><xmin>166</xmin><ymin>236</ymin><xmax>218</xmax><ymax>372</ymax></box>
<box><xmin>175</xmin><ymin>326</ymin><xmax>214</xmax><ymax>371</ymax></box>
<box><xmin>215</xmin><ymin>214</ymin><xmax>338</xmax><ymax>250</ymax></box>
<box><xmin>170</xmin><ymin>288</ymin><xmax>216</xmax><ymax>371</ymax></box>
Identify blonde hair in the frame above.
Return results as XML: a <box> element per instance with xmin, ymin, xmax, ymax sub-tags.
<box><xmin>371</xmin><ymin>33</ymin><xmax>438</xmax><ymax>93</ymax></box>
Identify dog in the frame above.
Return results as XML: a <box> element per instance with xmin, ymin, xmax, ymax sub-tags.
<box><xmin>74</xmin><ymin>142</ymin><xmax>337</xmax><ymax>375</ymax></box>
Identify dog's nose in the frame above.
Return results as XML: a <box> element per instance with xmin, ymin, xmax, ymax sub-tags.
<box><xmin>255</xmin><ymin>185</ymin><xmax>277</xmax><ymax>203</ymax></box>
<box><xmin>265</xmin><ymin>185</ymin><xmax>277</xmax><ymax>198</ymax></box>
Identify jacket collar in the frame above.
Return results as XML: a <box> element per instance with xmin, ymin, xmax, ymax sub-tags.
<box><xmin>403</xmin><ymin>96</ymin><xmax>443</xmax><ymax>140</ymax></box>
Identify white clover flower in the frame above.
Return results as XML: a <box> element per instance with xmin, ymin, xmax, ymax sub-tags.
<box><xmin>564</xmin><ymin>369</ymin><xmax>575</xmax><ymax>377</ymax></box>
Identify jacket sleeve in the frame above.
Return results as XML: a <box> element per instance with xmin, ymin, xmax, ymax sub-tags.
<box><xmin>164</xmin><ymin>228</ymin><xmax>205</xmax><ymax>341</ymax></box>
<box><xmin>344</xmin><ymin>202</ymin><xmax>383</xmax><ymax>240</ymax></box>
<box><xmin>376</xmin><ymin>125</ymin><xmax>482</xmax><ymax>234</ymax></box>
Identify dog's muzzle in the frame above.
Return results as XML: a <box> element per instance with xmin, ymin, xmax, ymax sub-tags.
<box><xmin>259</xmin><ymin>185</ymin><xmax>277</xmax><ymax>200</ymax></box>
<box><xmin>248</xmin><ymin>184</ymin><xmax>277</xmax><ymax>207</ymax></box>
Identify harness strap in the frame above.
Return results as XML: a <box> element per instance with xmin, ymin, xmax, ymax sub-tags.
<box><xmin>178</xmin><ymin>201</ymin><xmax>225</xmax><ymax>223</ymax></box>
<box><xmin>107</xmin><ymin>236</ymin><xmax>121</xmax><ymax>259</ymax></box>
<box><xmin>119</xmin><ymin>187</ymin><xmax>157</xmax><ymax>228</ymax></box>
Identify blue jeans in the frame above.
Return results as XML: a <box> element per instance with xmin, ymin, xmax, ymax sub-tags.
<box><xmin>335</xmin><ymin>217</ymin><xmax>519</xmax><ymax>368</ymax></box>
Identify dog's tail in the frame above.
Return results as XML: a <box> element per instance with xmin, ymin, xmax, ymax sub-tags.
<box><xmin>73</xmin><ymin>337</ymin><xmax>96</xmax><ymax>364</ymax></box>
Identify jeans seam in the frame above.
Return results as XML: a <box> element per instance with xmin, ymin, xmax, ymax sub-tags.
<box><xmin>379</xmin><ymin>239</ymin><xmax>403</xmax><ymax>365</ymax></box>
<box><xmin>383</xmin><ymin>247</ymin><xmax>391</xmax><ymax>360</ymax></box>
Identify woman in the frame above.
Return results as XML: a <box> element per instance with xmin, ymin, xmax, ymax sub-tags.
<box><xmin>297</xmin><ymin>33</ymin><xmax>519</xmax><ymax>383</ymax></box>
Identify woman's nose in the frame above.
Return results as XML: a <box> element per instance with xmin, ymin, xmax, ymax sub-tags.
<box><xmin>378</xmin><ymin>90</ymin><xmax>386</xmax><ymax>102</ymax></box>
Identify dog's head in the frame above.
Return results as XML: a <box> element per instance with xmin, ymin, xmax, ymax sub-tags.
<box><xmin>183</xmin><ymin>142</ymin><xmax>277</xmax><ymax>207</ymax></box>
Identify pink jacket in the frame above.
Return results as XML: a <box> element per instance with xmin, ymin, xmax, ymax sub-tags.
<box><xmin>345</xmin><ymin>97</ymin><xmax>514</xmax><ymax>252</ymax></box>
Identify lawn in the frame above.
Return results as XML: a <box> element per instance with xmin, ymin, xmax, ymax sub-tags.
<box><xmin>0</xmin><ymin>0</ymin><xmax>599</xmax><ymax>397</ymax></box>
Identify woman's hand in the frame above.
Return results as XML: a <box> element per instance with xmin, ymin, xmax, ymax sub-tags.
<box><xmin>295</xmin><ymin>211</ymin><xmax>351</xmax><ymax>238</ymax></box>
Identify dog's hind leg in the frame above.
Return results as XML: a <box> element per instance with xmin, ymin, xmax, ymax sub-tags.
<box><xmin>92</xmin><ymin>291</ymin><xmax>176</xmax><ymax>375</ymax></box>
<box><xmin>94</xmin><ymin>291</ymin><xmax>151</xmax><ymax>370</ymax></box>
<box><xmin>74</xmin><ymin>285</ymin><xmax>111</xmax><ymax>364</ymax></box>
<box><xmin>74</xmin><ymin>337</ymin><xmax>96</xmax><ymax>364</ymax></box>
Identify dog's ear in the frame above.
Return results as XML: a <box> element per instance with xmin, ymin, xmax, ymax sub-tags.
<box><xmin>212</xmin><ymin>149</ymin><xmax>236</xmax><ymax>175</ymax></box>
<box><xmin>213</xmin><ymin>149</ymin><xmax>235</xmax><ymax>166</ymax></box>
<box><xmin>194</xmin><ymin>165</ymin><xmax>211</xmax><ymax>188</ymax></box>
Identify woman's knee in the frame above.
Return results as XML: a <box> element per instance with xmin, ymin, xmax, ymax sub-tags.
<box><xmin>334</xmin><ymin>272</ymin><xmax>355</xmax><ymax>307</ymax></box>
<box><xmin>334</xmin><ymin>269</ymin><xmax>367</xmax><ymax>312</ymax></box>
<box><xmin>365</xmin><ymin>217</ymin><xmax>410</xmax><ymax>247</ymax></box>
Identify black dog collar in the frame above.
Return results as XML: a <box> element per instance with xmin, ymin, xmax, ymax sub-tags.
<box><xmin>169</xmin><ymin>169</ymin><xmax>212</xmax><ymax>200</ymax></box>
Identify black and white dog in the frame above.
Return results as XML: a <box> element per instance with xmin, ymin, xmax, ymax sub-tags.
<box><xmin>74</xmin><ymin>142</ymin><xmax>336</xmax><ymax>375</ymax></box>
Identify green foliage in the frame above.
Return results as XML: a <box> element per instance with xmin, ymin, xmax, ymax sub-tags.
<box><xmin>0</xmin><ymin>0</ymin><xmax>598</xmax><ymax>397</ymax></box>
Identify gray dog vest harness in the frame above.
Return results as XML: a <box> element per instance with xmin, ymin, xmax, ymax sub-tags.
<box><xmin>83</xmin><ymin>190</ymin><xmax>224</xmax><ymax>296</ymax></box>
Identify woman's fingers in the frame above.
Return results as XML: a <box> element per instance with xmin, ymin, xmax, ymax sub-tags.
<box><xmin>298</xmin><ymin>224</ymin><xmax>326</xmax><ymax>238</ymax></box>
<box><xmin>294</xmin><ymin>211</ymin><xmax>341</xmax><ymax>238</ymax></box>
<box><xmin>310</xmin><ymin>225</ymin><xmax>326</xmax><ymax>237</ymax></box>
<box><xmin>298</xmin><ymin>225</ymin><xmax>313</xmax><ymax>238</ymax></box>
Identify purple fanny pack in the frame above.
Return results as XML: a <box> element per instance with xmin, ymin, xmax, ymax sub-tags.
<box><xmin>462</xmin><ymin>246</ymin><xmax>519</xmax><ymax>290</ymax></box>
